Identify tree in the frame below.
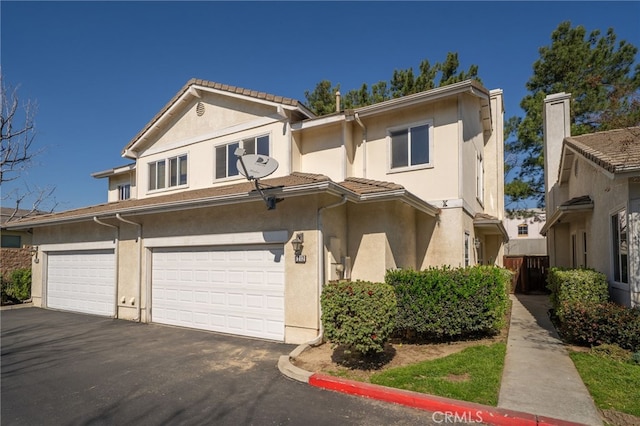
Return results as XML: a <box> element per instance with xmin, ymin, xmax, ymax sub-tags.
<box><xmin>1</xmin><ymin>73</ymin><xmax>56</xmax><ymax>218</ymax></box>
<box><xmin>505</xmin><ymin>21</ymin><xmax>640</xmax><ymax>208</ymax></box>
<box><xmin>304</xmin><ymin>52</ymin><xmax>481</xmax><ymax>115</ymax></box>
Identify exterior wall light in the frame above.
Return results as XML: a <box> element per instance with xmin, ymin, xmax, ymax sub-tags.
<box><xmin>291</xmin><ymin>233</ymin><xmax>306</xmax><ymax>263</ymax></box>
<box><xmin>474</xmin><ymin>237</ymin><xmax>481</xmax><ymax>249</ymax></box>
<box><xmin>30</xmin><ymin>245</ymin><xmax>39</xmax><ymax>264</ymax></box>
<box><xmin>291</xmin><ymin>233</ymin><xmax>304</xmax><ymax>255</ymax></box>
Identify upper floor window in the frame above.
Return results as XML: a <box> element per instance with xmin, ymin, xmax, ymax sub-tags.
<box><xmin>611</xmin><ymin>209</ymin><xmax>628</xmax><ymax>284</ymax></box>
<box><xmin>118</xmin><ymin>184</ymin><xmax>131</xmax><ymax>200</ymax></box>
<box><xmin>389</xmin><ymin>121</ymin><xmax>433</xmax><ymax>171</ymax></box>
<box><xmin>215</xmin><ymin>135</ymin><xmax>269</xmax><ymax>180</ymax></box>
<box><xmin>149</xmin><ymin>154</ymin><xmax>188</xmax><ymax>191</ymax></box>
<box><xmin>517</xmin><ymin>224</ymin><xmax>528</xmax><ymax>237</ymax></box>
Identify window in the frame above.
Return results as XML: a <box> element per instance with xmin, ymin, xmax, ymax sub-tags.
<box><xmin>118</xmin><ymin>184</ymin><xmax>131</xmax><ymax>201</ymax></box>
<box><xmin>215</xmin><ymin>135</ymin><xmax>269</xmax><ymax>179</ymax></box>
<box><xmin>476</xmin><ymin>154</ymin><xmax>484</xmax><ymax>203</ymax></box>
<box><xmin>389</xmin><ymin>122</ymin><xmax>431</xmax><ymax>170</ymax></box>
<box><xmin>517</xmin><ymin>224</ymin><xmax>528</xmax><ymax>237</ymax></box>
<box><xmin>611</xmin><ymin>209</ymin><xmax>628</xmax><ymax>284</ymax></box>
<box><xmin>582</xmin><ymin>231</ymin><xmax>588</xmax><ymax>267</ymax></box>
<box><xmin>148</xmin><ymin>154</ymin><xmax>187</xmax><ymax>191</ymax></box>
<box><xmin>1</xmin><ymin>235</ymin><xmax>21</xmax><ymax>248</ymax></box>
<box><xmin>464</xmin><ymin>232</ymin><xmax>470</xmax><ymax>267</ymax></box>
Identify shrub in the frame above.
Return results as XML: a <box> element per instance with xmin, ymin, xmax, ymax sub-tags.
<box><xmin>4</xmin><ymin>268</ymin><xmax>31</xmax><ymax>302</ymax></box>
<box><xmin>559</xmin><ymin>302</ymin><xmax>640</xmax><ymax>352</ymax></box>
<box><xmin>547</xmin><ymin>268</ymin><xmax>609</xmax><ymax>321</ymax></box>
<box><xmin>386</xmin><ymin>266</ymin><xmax>510</xmax><ymax>341</ymax></box>
<box><xmin>321</xmin><ymin>280</ymin><xmax>397</xmax><ymax>356</ymax></box>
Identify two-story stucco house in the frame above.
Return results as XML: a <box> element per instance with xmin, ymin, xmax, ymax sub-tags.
<box><xmin>7</xmin><ymin>79</ymin><xmax>506</xmax><ymax>343</ymax></box>
<box><xmin>541</xmin><ymin>92</ymin><xmax>640</xmax><ymax>308</ymax></box>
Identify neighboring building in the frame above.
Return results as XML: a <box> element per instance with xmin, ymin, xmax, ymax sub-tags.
<box><xmin>7</xmin><ymin>79</ymin><xmax>506</xmax><ymax>343</ymax></box>
<box><xmin>503</xmin><ymin>209</ymin><xmax>547</xmax><ymax>256</ymax></box>
<box><xmin>541</xmin><ymin>92</ymin><xmax>640</xmax><ymax>307</ymax></box>
<box><xmin>1</xmin><ymin>207</ymin><xmax>37</xmax><ymax>281</ymax></box>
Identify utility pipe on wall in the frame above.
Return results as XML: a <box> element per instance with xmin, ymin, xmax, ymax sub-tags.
<box><xmin>354</xmin><ymin>113</ymin><xmax>367</xmax><ymax>178</ymax></box>
<box><xmin>93</xmin><ymin>217</ymin><xmax>119</xmax><ymax>319</ymax></box>
<box><xmin>116</xmin><ymin>214</ymin><xmax>143</xmax><ymax>322</ymax></box>
<box><xmin>308</xmin><ymin>195</ymin><xmax>347</xmax><ymax>347</ymax></box>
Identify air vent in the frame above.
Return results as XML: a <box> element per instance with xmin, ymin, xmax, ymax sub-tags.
<box><xmin>196</xmin><ymin>102</ymin><xmax>205</xmax><ymax>116</ymax></box>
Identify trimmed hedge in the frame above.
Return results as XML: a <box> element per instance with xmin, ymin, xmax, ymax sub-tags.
<box><xmin>547</xmin><ymin>268</ymin><xmax>609</xmax><ymax>321</ymax></box>
<box><xmin>385</xmin><ymin>266</ymin><xmax>510</xmax><ymax>340</ymax></box>
<box><xmin>321</xmin><ymin>280</ymin><xmax>397</xmax><ymax>355</ymax></box>
<box><xmin>559</xmin><ymin>302</ymin><xmax>640</xmax><ymax>352</ymax></box>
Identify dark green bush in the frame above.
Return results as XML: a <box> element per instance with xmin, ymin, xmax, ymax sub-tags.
<box><xmin>385</xmin><ymin>266</ymin><xmax>510</xmax><ymax>340</ymax></box>
<box><xmin>547</xmin><ymin>268</ymin><xmax>609</xmax><ymax>321</ymax></box>
<box><xmin>4</xmin><ymin>269</ymin><xmax>31</xmax><ymax>302</ymax></box>
<box><xmin>321</xmin><ymin>280</ymin><xmax>397</xmax><ymax>356</ymax></box>
<box><xmin>559</xmin><ymin>302</ymin><xmax>640</xmax><ymax>352</ymax></box>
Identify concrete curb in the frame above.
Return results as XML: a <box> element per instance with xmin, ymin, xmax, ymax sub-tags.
<box><xmin>278</xmin><ymin>343</ymin><xmax>590</xmax><ymax>426</ymax></box>
<box><xmin>0</xmin><ymin>301</ymin><xmax>33</xmax><ymax>311</ymax></box>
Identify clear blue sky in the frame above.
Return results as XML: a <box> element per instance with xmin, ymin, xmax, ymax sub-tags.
<box><xmin>2</xmin><ymin>1</ymin><xmax>639</xmax><ymax>211</ymax></box>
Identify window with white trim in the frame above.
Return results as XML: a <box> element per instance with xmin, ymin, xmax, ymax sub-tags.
<box><xmin>148</xmin><ymin>154</ymin><xmax>188</xmax><ymax>191</ymax></box>
<box><xmin>611</xmin><ymin>209</ymin><xmax>628</xmax><ymax>284</ymax></box>
<box><xmin>215</xmin><ymin>135</ymin><xmax>269</xmax><ymax>179</ymax></box>
<box><xmin>118</xmin><ymin>184</ymin><xmax>131</xmax><ymax>200</ymax></box>
<box><xmin>389</xmin><ymin>122</ymin><xmax>432</xmax><ymax>170</ymax></box>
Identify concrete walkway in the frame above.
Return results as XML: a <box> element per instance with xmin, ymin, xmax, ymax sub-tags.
<box><xmin>280</xmin><ymin>293</ymin><xmax>605</xmax><ymax>425</ymax></box>
<box><xmin>498</xmin><ymin>294</ymin><xmax>602</xmax><ymax>425</ymax></box>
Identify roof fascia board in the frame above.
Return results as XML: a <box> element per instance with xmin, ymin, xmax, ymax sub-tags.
<box><xmin>354</xmin><ymin>80</ymin><xmax>489</xmax><ymax>118</ymax></box>
<box><xmin>291</xmin><ymin>114</ymin><xmax>346</xmax><ymax>131</ymax></box>
<box><xmin>91</xmin><ymin>163</ymin><xmax>136</xmax><ymax>179</ymax></box>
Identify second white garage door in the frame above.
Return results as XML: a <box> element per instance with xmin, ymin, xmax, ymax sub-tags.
<box><xmin>152</xmin><ymin>245</ymin><xmax>285</xmax><ymax>341</ymax></box>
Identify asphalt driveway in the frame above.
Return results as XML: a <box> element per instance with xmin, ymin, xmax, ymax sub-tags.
<box><xmin>1</xmin><ymin>308</ymin><xmax>439</xmax><ymax>425</ymax></box>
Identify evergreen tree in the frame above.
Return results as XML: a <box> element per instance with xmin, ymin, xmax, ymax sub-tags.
<box><xmin>506</xmin><ymin>21</ymin><xmax>640</xmax><ymax>208</ymax></box>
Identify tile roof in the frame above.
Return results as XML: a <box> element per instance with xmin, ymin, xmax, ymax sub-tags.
<box><xmin>565</xmin><ymin>126</ymin><xmax>640</xmax><ymax>174</ymax></box>
<box><xmin>5</xmin><ymin>173</ymin><xmax>440</xmax><ymax>228</ymax></box>
<box><xmin>560</xmin><ymin>195</ymin><xmax>593</xmax><ymax>207</ymax></box>
<box><xmin>339</xmin><ymin>177</ymin><xmax>404</xmax><ymax>194</ymax></box>
<box><xmin>8</xmin><ymin>173</ymin><xmax>330</xmax><ymax>227</ymax></box>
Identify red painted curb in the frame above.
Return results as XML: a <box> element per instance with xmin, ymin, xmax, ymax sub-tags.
<box><xmin>308</xmin><ymin>373</ymin><xmax>588</xmax><ymax>426</ymax></box>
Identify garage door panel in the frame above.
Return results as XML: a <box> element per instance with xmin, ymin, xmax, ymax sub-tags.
<box><xmin>152</xmin><ymin>245</ymin><xmax>285</xmax><ymax>340</ymax></box>
<box><xmin>47</xmin><ymin>250</ymin><xmax>115</xmax><ymax>317</ymax></box>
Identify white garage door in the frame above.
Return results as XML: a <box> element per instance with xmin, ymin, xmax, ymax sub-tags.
<box><xmin>152</xmin><ymin>245</ymin><xmax>285</xmax><ymax>341</ymax></box>
<box><xmin>47</xmin><ymin>250</ymin><xmax>116</xmax><ymax>316</ymax></box>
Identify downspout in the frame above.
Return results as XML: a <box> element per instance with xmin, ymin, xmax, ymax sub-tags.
<box><xmin>354</xmin><ymin>113</ymin><xmax>367</xmax><ymax>178</ymax></box>
<box><xmin>116</xmin><ymin>214</ymin><xmax>143</xmax><ymax>322</ymax></box>
<box><xmin>308</xmin><ymin>195</ymin><xmax>347</xmax><ymax>346</ymax></box>
<box><xmin>93</xmin><ymin>217</ymin><xmax>119</xmax><ymax>319</ymax></box>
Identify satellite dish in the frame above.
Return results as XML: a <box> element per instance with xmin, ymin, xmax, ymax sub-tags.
<box><xmin>236</xmin><ymin>154</ymin><xmax>279</xmax><ymax>179</ymax></box>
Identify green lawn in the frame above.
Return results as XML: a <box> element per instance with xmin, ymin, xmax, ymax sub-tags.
<box><xmin>570</xmin><ymin>351</ymin><xmax>640</xmax><ymax>417</ymax></box>
<box><xmin>369</xmin><ymin>343</ymin><xmax>506</xmax><ymax>406</ymax></box>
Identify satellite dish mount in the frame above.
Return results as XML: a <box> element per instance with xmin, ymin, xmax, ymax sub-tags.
<box><xmin>234</xmin><ymin>148</ymin><xmax>282</xmax><ymax>210</ymax></box>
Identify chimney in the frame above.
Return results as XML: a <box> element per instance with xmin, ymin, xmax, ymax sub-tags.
<box><xmin>335</xmin><ymin>91</ymin><xmax>341</xmax><ymax>113</ymax></box>
<box><xmin>543</xmin><ymin>92</ymin><xmax>571</xmax><ymax>213</ymax></box>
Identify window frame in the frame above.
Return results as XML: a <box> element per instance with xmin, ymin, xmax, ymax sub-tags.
<box><xmin>148</xmin><ymin>153</ymin><xmax>188</xmax><ymax>193</ymax></box>
<box><xmin>214</xmin><ymin>134</ymin><xmax>271</xmax><ymax>181</ymax></box>
<box><xmin>118</xmin><ymin>183</ymin><xmax>131</xmax><ymax>201</ymax></box>
<box><xmin>611</xmin><ymin>208</ymin><xmax>629</xmax><ymax>284</ymax></box>
<box><xmin>517</xmin><ymin>223</ymin><xmax>529</xmax><ymax>237</ymax></box>
<box><xmin>464</xmin><ymin>232</ymin><xmax>470</xmax><ymax>267</ymax></box>
<box><xmin>387</xmin><ymin>120</ymin><xmax>434</xmax><ymax>173</ymax></box>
